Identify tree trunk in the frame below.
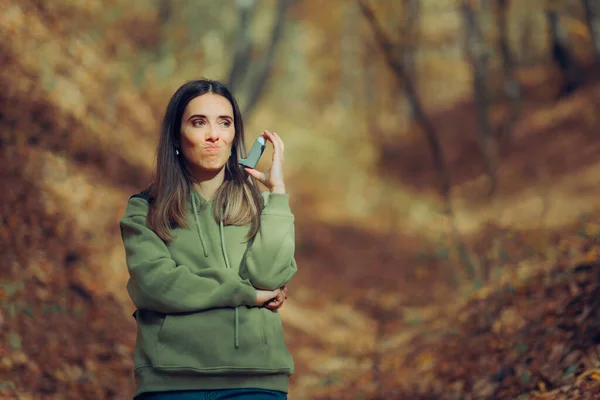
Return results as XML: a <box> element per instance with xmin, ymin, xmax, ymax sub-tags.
<box><xmin>357</xmin><ymin>0</ymin><xmax>451</xmax><ymax>204</ymax></box>
<box><xmin>158</xmin><ymin>0</ymin><xmax>171</xmax><ymax>25</ymax></box>
<box><xmin>337</xmin><ymin>2</ymin><xmax>359</xmax><ymax>109</ymax></box>
<box><xmin>243</xmin><ymin>0</ymin><xmax>294</xmax><ymax>118</ymax></box>
<box><xmin>461</xmin><ymin>0</ymin><xmax>498</xmax><ymax>195</ymax></box>
<box><xmin>358</xmin><ymin>0</ymin><xmax>479</xmax><ymax>280</ymax></box>
<box><xmin>401</xmin><ymin>0</ymin><xmax>420</xmax><ymax>121</ymax></box>
<box><xmin>548</xmin><ymin>9</ymin><xmax>583</xmax><ymax>97</ymax></box>
<box><xmin>227</xmin><ymin>0</ymin><xmax>258</xmax><ymax>93</ymax></box>
<box><xmin>495</xmin><ymin>0</ymin><xmax>522</xmax><ymax>147</ymax></box>
<box><xmin>583</xmin><ymin>0</ymin><xmax>600</xmax><ymax>58</ymax></box>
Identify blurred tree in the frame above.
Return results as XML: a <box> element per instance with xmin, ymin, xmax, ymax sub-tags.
<box><xmin>359</xmin><ymin>0</ymin><xmax>482</xmax><ymax>280</ymax></box>
<box><xmin>582</xmin><ymin>0</ymin><xmax>600</xmax><ymax>58</ymax></box>
<box><xmin>227</xmin><ymin>0</ymin><xmax>295</xmax><ymax>118</ymax></box>
<box><xmin>337</xmin><ymin>1</ymin><xmax>360</xmax><ymax>109</ymax></box>
<box><xmin>156</xmin><ymin>0</ymin><xmax>172</xmax><ymax>60</ymax></box>
<box><xmin>400</xmin><ymin>0</ymin><xmax>420</xmax><ymax>121</ymax></box>
<box><xmin>227</xmin><ymin>0</ymin><xmax>258</xmax><ymax>93</ymax></box>
<box><xmin>461</xmin><ymin>0</ymin><xmax>498</xmax><ymax>195</ymax></box>
<box><xmin>547</xmin><ymin>5</ymin><xmax>583</xmax><ymax>97</ymax></box>
<box><xmin>357</xmin><ymin>0</ymin><xmax>451</xmax><ymax>206</ymax></box>
<box><xmin>158</xmin><ymin>0</ymin><xmax>171</xmax><ymax>24</ymax></box>
<box><xmin>494</xmin><ymin>0</ymin><xmax>522</xmax><ymax>147</ymax></box>
<box><xmin>517</xmin><ymin>11</ymin><xmax>536</xmax><ymax>65</ymax></box>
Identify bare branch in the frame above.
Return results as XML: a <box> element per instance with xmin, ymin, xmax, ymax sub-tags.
<box><xmin>357</xmin><ymin>0</ymin><xmax>451</xmax><ymax>204</ymax></box>
<box><xmin>227</xmin><ymin>0</ymin><xmax>258</xmax><ymax>92</ymax></box>
<box><xmin>548</xmin><ymin>8</ymin><xmax>583</xmax><ymax>97</ymax></box>
<box><xmin>401</xmin><ymin>0</ymin><xmax>420</xmax><ymax>121</ymax></box>
<box><xmin>495</xmin><ymin>0</ymin><xmax>522</xmax><ymax>147</ymax></box>
<box><xmin>461</xmin><ymin>0</ymin><xmax>498</xmax><ymax>195</ymax></box>
<box><xmin>158</xmin><ymin>0</ymin><xmax>171</xmax><ymax>24</ymax></box>
<box><xmin>358</xmin><ymin>0</ymin><xmax>479</xmax><ymax>280</ymax></box>
<box><xmin>243</xmin><ymin>0</ymin><xmax>294</xmax><ymax>118</ymax></box>
<box><xmin>582</xmin><ymin>0</ymin><xmax>600</xmax><ymax>58</ymax></box>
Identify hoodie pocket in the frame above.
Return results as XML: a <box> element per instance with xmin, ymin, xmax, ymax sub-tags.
<box><xmin>259</xmin><ymin>308</ymin><xmax>295</xmax><ymax>373</ymax></box>
<box><xmin>157</xmin><ymin>314</ymin><xmax>170</xmax><ymax>344</ymax></box>
<box><xmin>154</xmin><ymin>306</ymin><xmax>289</xmax><ymax>373</ymax></box>
<box><xmin>262</xmin><ymin>309</ymin><xmax>287</xmax><ymax>347</ymax></box>
<box><xmin>132</xmin><ymin>309</ymin><xmax>167</xmax><ymax>369</ymax></box>
<box><xmin>259</xmin><ymin>312</ymin><xmax>268</xmax><ymax>345</ymax></box>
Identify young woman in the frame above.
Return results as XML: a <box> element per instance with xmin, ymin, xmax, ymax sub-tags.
<box><xmin>120</xmin><ymin>79</ymin><xmax>297</xmax><ymax>400</ymax></box>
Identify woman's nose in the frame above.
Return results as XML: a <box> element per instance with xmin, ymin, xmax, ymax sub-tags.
<box><xmin>206</xmin><ymin>125</ymin><xmax>219</xmax><ymax>140</ymax></box>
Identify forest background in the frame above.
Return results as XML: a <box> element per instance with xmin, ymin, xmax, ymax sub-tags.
<box><xmin>2</xmin><ymin>0</ymin><xmax>600</xmax><ymax>399</ymax></box>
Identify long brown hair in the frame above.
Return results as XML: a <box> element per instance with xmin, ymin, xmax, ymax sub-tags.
<box><xmin>145</xmin><ymin>79</ymin><xmax>263</xmax><ymax>242</ymax></box>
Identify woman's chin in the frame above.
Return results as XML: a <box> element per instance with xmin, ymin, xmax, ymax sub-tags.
<box><xmin>190</xmin><ymin>162</ymin><xmax>227</xmax><ymax>175</ymax></box>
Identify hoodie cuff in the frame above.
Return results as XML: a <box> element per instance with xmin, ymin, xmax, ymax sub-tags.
<box><xmin>238</xmin><ymin>281</ymin><xmax>258</xmax><ymax>307</ymax></box>
<box><xmin>262</xmin><ymin>193</ymin><xmax>293</xmax><ymax>217</ymax></box>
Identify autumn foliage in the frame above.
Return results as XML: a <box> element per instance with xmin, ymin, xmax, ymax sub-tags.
<box><xmin>2</xmin><ymin>0</ymin><xmax>600</xmax><ymax>399</ymax></box>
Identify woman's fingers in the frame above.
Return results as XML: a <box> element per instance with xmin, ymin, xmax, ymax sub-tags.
<box><xmin>257</xmin><ymin>288</ymin><xmax>281</xmax><ymax>305</ymax></box>
<box><xmin>271</xmin><ymin>132</ymin><xmax>284</xmax><ymax>159</ymax></box>
<box><xmin>244</xmin><ymin>167</ymin><xmax>266</xmax><ymax>183</ymax></box>
<box><xmin>249</xmin><ymin>130</ymin><xmax>285</xmax><ymax>191</ymax></box>
<box><xmin>262</xmin><ymin>130</ymin><xmax>284</xmax><ymax>159</ymax></box>
<box><xmin>266</xmin><ymin>299</ymin><xmax>285</xmax><ymax>311</ymax></box>
<box><xmin>265</xmin><ymin>289</ymin><xmax>286</xmax><ymax>310</ymax></box>
<box><xmin>260</xmin><ymin>130</ymin><xmax>274</xmax><ymax>146</ymax></box>
<box><xmin>272</xmin><ymin>132</ymin><xmax>284</xmax><ymax>153</ymax></box>
<box><xmin>265</xmin><ymin>300</ymin><xmax>280</xmax><ymax>310</ymax></box>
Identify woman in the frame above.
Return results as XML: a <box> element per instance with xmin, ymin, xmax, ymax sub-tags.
<box><xmin>120</xmin><ymin>79</ymin><xmax>297</xmax><ymax>400</ymax></box>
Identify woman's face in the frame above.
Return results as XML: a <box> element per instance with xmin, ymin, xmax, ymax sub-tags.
<box><xmin>179</xmin><ymin>93</ymin><xmax>236</xmax><ymax>176</ymax></box>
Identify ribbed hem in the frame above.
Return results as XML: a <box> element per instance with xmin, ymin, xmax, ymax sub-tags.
<box><xmin>133</xmin><ymin>367</ymin><xmax>289</xmax><ymax>398</ymax></box>
<box><xmin>263</xmin><ymin>193</ymin><xmax>292</xmax><ymax>216</ymax></box>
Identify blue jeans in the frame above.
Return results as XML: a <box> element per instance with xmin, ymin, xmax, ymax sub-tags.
<box><xmin>136</xmin><ymin>389</ymin><xmax>287</xmax><ymax>400</ymax></box>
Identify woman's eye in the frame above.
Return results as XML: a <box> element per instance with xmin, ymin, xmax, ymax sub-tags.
<box><xmin>220</xmin><ymin>121</ymin><xmax>231</xmax><ymax>127</ymax></box>
<box><xmin>192</xmin><ymin>120</ymin><xmax>205</xmax><ymax>127</ymax></box>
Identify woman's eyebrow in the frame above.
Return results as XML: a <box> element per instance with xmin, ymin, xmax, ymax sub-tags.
<box><xmin>187</xmin><ymin>114</ymin><xmax>233</xmax><ymax>121</ymax></box>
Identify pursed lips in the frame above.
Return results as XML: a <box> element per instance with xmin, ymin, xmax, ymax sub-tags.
<box><xmin>204</xmin><ymin>146</ymin><xmax>221</xmax><ymax>153</ymax></box>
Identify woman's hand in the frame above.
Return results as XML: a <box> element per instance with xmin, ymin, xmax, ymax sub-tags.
<box><xmin>265</xmin><ymin>285</ymin><xmax>288</xmax><ymax>312</ymax></box>
<box><xmin>244</xmin><ymin>130</ymin><xmax>286</xmax><ymax>194</ymax></box>
<box><xmin>256</xmin><ymin>288</ymin><xmax>281</xmax><ymax>306</ymax></box>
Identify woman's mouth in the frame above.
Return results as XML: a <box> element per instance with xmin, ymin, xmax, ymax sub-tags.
<box><xmin>205</xmin><ymin>146</ymin><xmax>221</xmax><ymax>153</ymax></box>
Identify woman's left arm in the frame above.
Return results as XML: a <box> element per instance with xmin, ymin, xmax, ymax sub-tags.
<box><xmin>242</xmin><ymin>130</ymin><xmax>297</xmax><ymax>290</ymax></box>
<box><xmin>239</xmin><ymin>192</ymin><xmax>298</xmax><ymax>290</ymax></box>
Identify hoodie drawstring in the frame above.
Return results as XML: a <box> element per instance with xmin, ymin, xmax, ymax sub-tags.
<box><xmin>220</xmin><ymin>220</ymin><xmax>240</xmax><ymax>349</ymax></box>
<box><xmin>191</xmin><ymin>193</ymin><xmax>208</xmax><ymax>257</ymax></box>
<box><xmin>192</xmin><ymin>193</ymin><xmax>239</xmax><ymax>348</ymax></box>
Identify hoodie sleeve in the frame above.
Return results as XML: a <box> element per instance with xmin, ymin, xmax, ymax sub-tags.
<box><xmin>120</xmin><ymin>196</ymin><xmax>257</xmax><ymax>314</ymax></box>
<box><xmin>239</xmin><ymin>193</ymin><xmax>298</xmax><ymax>290</ymax></box>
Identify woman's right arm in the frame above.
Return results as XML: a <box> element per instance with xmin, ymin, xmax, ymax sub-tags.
<box><xmin>120</xmin><ymin>196</ymin><xmax>258</xmax><ymax>314</ymax></box>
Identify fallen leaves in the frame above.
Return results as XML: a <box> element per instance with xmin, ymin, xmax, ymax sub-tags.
<box><xmin>492</xmin><ymin>307</ymin><xmax>527</xmax><ymax>335</ymax></box>
<box><xmin>7</xmin><ymin>332</ymin><xmax>21</xmax><ymax>351</ymax></box>
<box><xmin>298</xmin><ymin>213</ymin><xmax>600</xmax><ymax>399</ymax></box>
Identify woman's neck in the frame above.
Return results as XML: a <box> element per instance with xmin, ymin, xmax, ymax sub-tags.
<box><xmin>191</xmin><ymin>168</ymin><xmax>225</xmax><ymax>201</ymax></box>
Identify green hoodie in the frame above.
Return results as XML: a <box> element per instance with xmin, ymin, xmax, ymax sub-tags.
<box><xmin>119</xmin><ymin>190</ymin><xmax>297</xmax><ymax>397</ymax></box>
